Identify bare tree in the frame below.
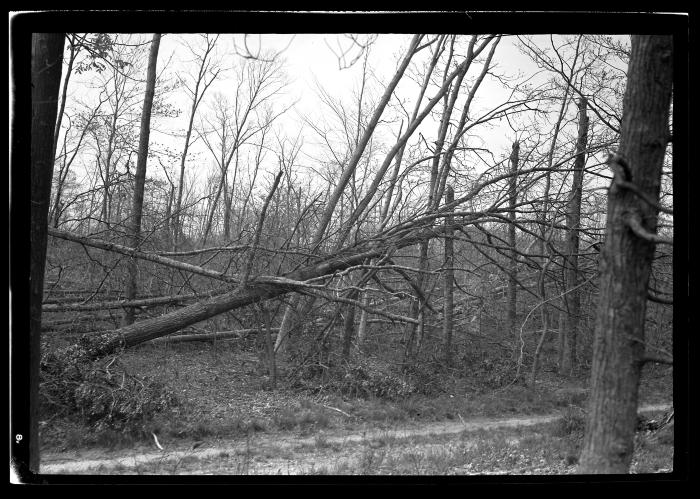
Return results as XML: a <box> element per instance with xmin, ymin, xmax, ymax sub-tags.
<box><xmin>274</xmin><ymin>34</ymin><xmax>426</xmax><ymax>354</ymax></box>
<box><xmin>506</xmin><ymin>141</ymin><xmax>519</xmax><ymax>345</ymax></box>
<box><xmin>122</xmin><ymin>34</ymin><xmax>161</xmax><ymax>326</ymax></box>
<box><xmin>199</xmin><ymin>56</ymin><xmax>287</xmax><ymax>243</ymax></box>
<box><xmin>173</xmin><ymin>34</ymin><xmax>221</xmax><ymax>248</ymax></box>
<box><xmin>443</xmin><ymin>185</ymin><xmax>455</xmax><ymax>365</ymax></box>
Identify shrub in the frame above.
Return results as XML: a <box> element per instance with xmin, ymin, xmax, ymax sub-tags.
<box><xmin>469</xmin><ymin>355</ymin><xmax>515</xmax><ymax>390</ymax></box>
<box><xmin>553</xmin><ymin>406</ymin><xmax>587</xmax><ymax>437</ymax></box>
<box><xmin>40</xmin><ymin>342</ymin><xmax>177</xmax><ymax>433</ymax></box>
<box><xmin>326</xmin><ymin>359</ymin><xmax>416</xmax><ymax>400</ymax></box>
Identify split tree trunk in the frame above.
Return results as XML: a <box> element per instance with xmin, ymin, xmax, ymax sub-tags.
<box><xmin>559</xmin><ymin>97</ymin><xmax>589</xmax><ymax>376</ymax></box>
<box><xmin>578</xmin><ymin>35</ymin><xmax>673</xmax><ymax>474</ymax></box>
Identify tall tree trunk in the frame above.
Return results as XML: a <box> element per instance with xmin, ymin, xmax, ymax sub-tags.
<box><xmin>507</xmin><ymin>141</ymin><xmax>519</xmax><ymax>344</ymax></box>
<box><xmin>538</xmin><ymin>38</ymin><xmax>581</xmax><ymax>364</ymax></box>
<box><xmin>122</xmin><ymin>34</ymin><xmax>161</xmax><ymax>326</ymax></box>
<box><xmin>404</xmin><ymin>241</ymin><xmax>429</xmax><ymax>365</ymax></box>
<box><xmin>49</xmin><ymin>35</ymin><xmax>77</xmax><ymax>227</ymax></box>
<box><xmin>28</xmin><ymin>32</ymin><xmax>65</xmax><ymax>473</ymax></box>
<box><xmin>341</xmin><ymin>290</ymin><xmax>358</xmax><ymax>361</ymax></box>
<box><xmin>222</xmin><ymin>175</ymin><xmax>231</xmax><ymax>240</ymax></box>
<box><xmin>578</xmin><ymin>35</ymin><xmax>672</xmax><ymax>474</ymax></box>
<box><xmin>443</xmin><ymin>185</ymin><xmax>455</xmax><ymax>366</ymax></box>
<box><xmin>356</xmin><ymin>291</ymin><xmax>370</xmax><ymax>350</ymax></box>
<box><xmin>52</xmin><ymin>34</ymin><xmax>75</xmax><ymax>161</ymax></box>
<box><xmin>559</xmin><ymin>97</ymin><xmax>589</xmax><ymax>376</ymax></box>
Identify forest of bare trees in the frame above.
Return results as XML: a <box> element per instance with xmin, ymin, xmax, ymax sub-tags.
<box><xmin>14</xmin><ymin>21</ymin><xmax>682</xmax><ymax>479</ymax></box>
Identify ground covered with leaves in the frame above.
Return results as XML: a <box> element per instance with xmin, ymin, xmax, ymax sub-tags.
<box><xmin>39</xmin><ymin>336</ymin><xmax>673</xmax><ymax>475</ymax></box>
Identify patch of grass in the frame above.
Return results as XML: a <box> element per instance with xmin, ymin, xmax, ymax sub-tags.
<box><xmin>273</xmin><ymin>406</ymin><xmax>331</xmax><ymax>431</ymax></box>
<box><xmin>631</xmin><ymin>423</ymin><xmax>674</xmax><ymax>473</ymax></box>
<box><xmin>351</xmin><ymin>399</ymin><xmax>409</xmax><ymax>423</ymax></box>
<box><xmin>359</xmin><ymin>447</ymin><xmax>387</xmax><ymax>474</ymax></box>
<box><xmin>314</xmin><ymin>434</ymin><xmax>335</xmax><ymax>449</ymax></box>
<box><xmin>552</xmin><ymin>406</ymin><xmax>587</xmax><ymax>438</ymax></box>
<box><xmin>156</xmin><ymin>415</ymin><xmax>267</xmax><ymax>442</ymax></box>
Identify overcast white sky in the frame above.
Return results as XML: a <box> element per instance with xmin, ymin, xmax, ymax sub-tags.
<box><xmin>59</xmin><ymin>33</ymin><xmax>629</xmax><ymax>200</ymax></box>
<box><xmin>150</xmin><ymin>33</ymin><xmax>542</xmax><ymax>178</ymax></box>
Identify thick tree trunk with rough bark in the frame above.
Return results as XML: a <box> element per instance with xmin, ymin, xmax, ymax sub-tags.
<box><xmin>578</xmin><ymin>35</ymin><xmax>673</xmax><ymax>474</ymax></box>
<box><xmin>559</xmin><ymin>97</ymin><xmax>589</xmax><ymax>376</ymax></box>
<box><xmin>29</xmin><ymin>32</ymin><xmax>65</xmax><ymax>473</ymax></box>
<box><xmin>123</xmin><ymin>34</ymin><xmax>161</xmax><ymax>326</ymax></box>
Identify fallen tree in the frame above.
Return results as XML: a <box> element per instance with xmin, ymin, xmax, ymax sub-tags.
<box><xmin>57</xmin><ymin>157</ymin><xmax>546</xmax><ymax>360</ymax></box>
<box><xmin>48</xmin><ymin>227</ymin><xmax>241</xmax><ymax>284</ymax></box>
<box><xmin>149</xmin><ymin>328</ymin><xmax>278</xmax><ymax>344</ymax></box>
<box><xmin>42</xmin><ymin>289</ymin><xmax>228</xmax><ymax>313</ymax></box>
<box><xmin>74</xmin><ymin>219</ymin><xmax>457</xmax><ymax>359</ymax></box>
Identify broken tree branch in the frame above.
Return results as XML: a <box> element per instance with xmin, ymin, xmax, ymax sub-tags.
<box><xmin>80</xmin><ymin>221</ymin><xmax>453</xmax><ymax>358</ymax></box>
<box><xmin>48</xmin><ymin>227</ymin><xmax>241</xmax><ymax>284</ymax></box>
<box><xmin>150</xmin><ymin>328</ymin><xmax>279</xmax><ymax>344</ymax></box>
<box><xmin>42</xmin><ymin>290</ymin><xmax>227</xmax><ymax>313</ymax></box>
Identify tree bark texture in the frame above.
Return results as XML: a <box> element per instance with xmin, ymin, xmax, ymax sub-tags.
<box><xmin>29</xmin><ymin>32</ymin><xmax>65</xmax><ymax>473</ymax></box>
<box><xmin>578</xmin><ymin>35</ymin><xmax>673</xmax><ymax>474</ymax></box>
<box><xmin>123</xmin><ymin>34</ymin><xmax>161</xmax><ymax>326</ymax></box>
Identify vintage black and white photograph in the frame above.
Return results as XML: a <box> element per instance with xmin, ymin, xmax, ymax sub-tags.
<box><xmin>10</xmin><ymin>11</ymin><xmax>686</xmax><ymax>481</ymax></box>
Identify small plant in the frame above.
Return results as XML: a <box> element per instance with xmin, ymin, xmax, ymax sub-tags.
<box><xmin>553</xmin><ymin>406</ymin><xmax>587</xmax><ymax>437</ymax></box>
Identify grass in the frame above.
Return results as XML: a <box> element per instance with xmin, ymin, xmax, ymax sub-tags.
<box><xmin>273</xmin><ymin>406</ymin><xmax>331</xmax><ymax>432</ymax></box>
<box><xmin>49</xmin><ymin>415</ymin><xmax>673</xmax><ymax>475</ymax></box>
<box><xmin>40</xmin><ymin>337</ymin><xmax>672</xmax><ymax>475</ymax></box>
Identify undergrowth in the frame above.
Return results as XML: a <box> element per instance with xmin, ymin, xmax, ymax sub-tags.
<box><xmin>40</xmin><ymin>341</ymin><xmax>178</xmax><ymax>438</ymax></box>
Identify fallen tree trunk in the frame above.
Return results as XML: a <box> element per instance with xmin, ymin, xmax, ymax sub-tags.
<box><xmin>48</xmin><ymin>227</ymin><xmax>239</xmax><ymax>284</ymax></box>
<box><xmin>42</xmin><ymin>290</ymin><xmax>227</xmax><ymax>313</ymax></box>
<box><xmin>150</xmin><ymin>328</ymin><xmax>279</xmax><ymax>344</ymax></box>
<box><xmin>80</xmin><ymin>220</ymin><xmax>449</xmax><ymax>359</ymax></box>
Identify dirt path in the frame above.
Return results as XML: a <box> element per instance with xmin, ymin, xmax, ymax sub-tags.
<box><xmin>40</xmin><ymin>403</ymin><xmax>671</xmax><ymax>475</ymax></box>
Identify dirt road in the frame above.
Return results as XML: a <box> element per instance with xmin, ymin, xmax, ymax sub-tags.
<box><xmin>39</xmin><ymin>403</ymin><xmax>671</xmax><ymax>475</ymax></box>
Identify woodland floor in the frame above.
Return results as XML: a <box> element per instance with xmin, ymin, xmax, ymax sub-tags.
<box><xmin>38</xmin><ymin>338</ymin><xmax>674</xmax><ymax>477</ymax></box>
